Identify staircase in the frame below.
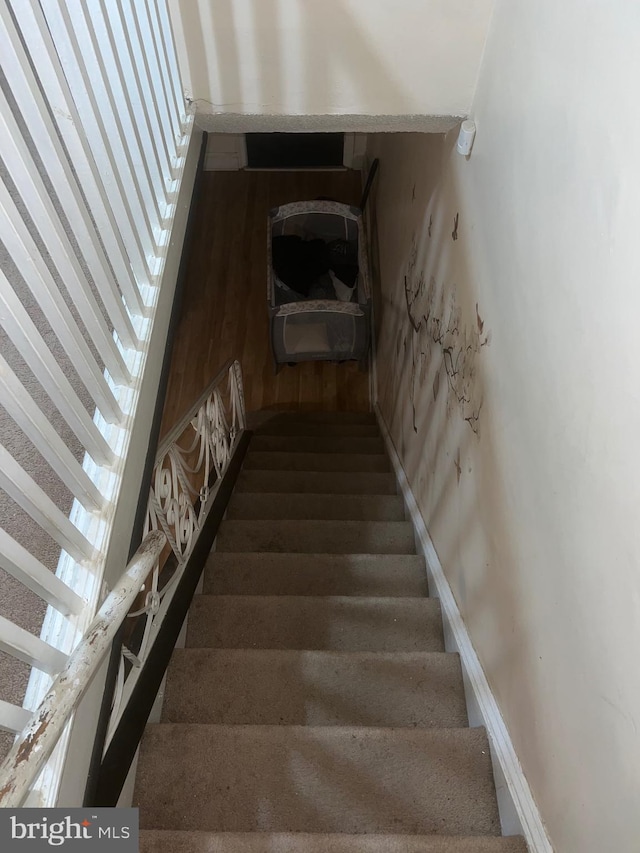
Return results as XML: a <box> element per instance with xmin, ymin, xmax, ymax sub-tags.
<box><xmin>134</xmin><ymin>412</ymin><xmax>527</xmax><ymax>852</ymax></box>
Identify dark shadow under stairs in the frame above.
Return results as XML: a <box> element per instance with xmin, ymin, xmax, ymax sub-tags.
<box><xmin>133</xmin><ymin>411</ymin><xmax>528</xmax><ymax>852</ymax></box>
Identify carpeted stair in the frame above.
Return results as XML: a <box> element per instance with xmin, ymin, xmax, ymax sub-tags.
<box><xmin>134</xmin><ymin>411</ymin><xmax>527</xmax><ymax>852</ymax></box>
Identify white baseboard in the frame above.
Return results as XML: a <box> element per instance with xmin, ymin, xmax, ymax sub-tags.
<box><xmin>375</xmin><ymin>404</ymin><xmax>553</xmax><ymax>853</ymax></box>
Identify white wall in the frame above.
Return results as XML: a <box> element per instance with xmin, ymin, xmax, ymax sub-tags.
<box><xmin>169</xmin><ymin>0</ymin><xmax>495</xmax><ymax>132</ymax></box>
<box><xmin>369</xmin><ymin>3</ymin><xmax>640</xmax><ymax>852</ymax></box>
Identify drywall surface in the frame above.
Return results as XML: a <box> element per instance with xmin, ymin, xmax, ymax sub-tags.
<box><xmin>370</xmin><ymin>3</ymin><xmax>640</xmax><ymax>851</ymax></box>
<box><xmin>168</xmin><ymin>0</ymin><xmax>494</xmax><ymax>129</ymax></box>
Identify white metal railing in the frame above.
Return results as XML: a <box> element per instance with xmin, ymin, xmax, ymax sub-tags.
<box><xmin>0</xmin><ymin>532</ymin><xmax>166</xmax><ymax>809</ymax></box>
<box><xmin>0</xmin><ymin>0</ymin><xmax>192</xmax><ymax>806</ymax></box>
<box><xmin>106</xmin><ymin>360</ymin><xmax>246</xmax><ymax>744</ymax></box>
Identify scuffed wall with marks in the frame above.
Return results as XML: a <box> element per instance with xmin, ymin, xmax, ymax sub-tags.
<box><xmin>368</xmin><ymin>2</ymin><xmax>640</xmax><ymax>844</ymax></box>
<box><xmin>402</xmin><ymin>234</ymin><xmax>488</xmax><ymax>436</ymax></box>
<box><xmin>369</xmin><ymin>131</ymin><xmax>489</xmax><ymax>553</ymax></box>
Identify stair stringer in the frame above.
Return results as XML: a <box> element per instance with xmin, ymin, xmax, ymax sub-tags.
<box><xmin>375</xmin><ymin>404</ymin><xmax>552</xmax><ymax>853</ymax></box>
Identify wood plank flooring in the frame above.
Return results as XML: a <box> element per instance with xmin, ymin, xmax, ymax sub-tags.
<box><xmin>159</xmin><ymin>170</ymin><xmax>370</xmax><ymax>438</ymax></box>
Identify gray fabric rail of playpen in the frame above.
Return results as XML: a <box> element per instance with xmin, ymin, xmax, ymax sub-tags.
<box><xmin>267</xmin><ymin>200</ymin><xmax>371</xmax><ymax>368</ymax></box>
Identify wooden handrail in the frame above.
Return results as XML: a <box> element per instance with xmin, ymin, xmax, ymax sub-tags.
<box><xmin>0</xmin><ymin>531</ymin><xmax>166</xmax><ymax>808</ymax></box>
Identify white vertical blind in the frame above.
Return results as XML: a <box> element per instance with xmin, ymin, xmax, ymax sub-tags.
<box><xmin>0</xmin><ymin>6</ymin><xmax>140</xmax><ymax>351</ymax></box>
<box><xmin>125</xmin><ymin>0</ymin><xmax>181</xmax><ymax>174</ymax></box>
<box><xmin>0</xmin><ymin>529</ymin><xmax>85</xmax><ymax>617</ymax></box>
<box><xmin>40</xmin><ymin>0</ymin><xmax>158</xmax><ymax>275</ymax></box>
<box><xmin>0</xmin><ymin>355</ymin><xmax>105</xmax><ymax>513</ymax></box>
<box><xmin>1</xmin><ymin>168</ymin><xmax>133</xmax><ymax>401</ymax></box>
<box><xmin>0</xmin><ymin>0</ymin><xmax>191</xmax><ymax>804</ymax></box>
<box><xmin>0</xmin><ymin>272</ymin><xmax>115</xmax><ymax>466</ymax></box>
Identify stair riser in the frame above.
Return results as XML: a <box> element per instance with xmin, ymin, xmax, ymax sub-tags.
<box><xmin>244</xmin><ymin>452</ymin><xmax>390</xmax><ymax>473</ymax></box>
<box><xmin>162</xmin><ymin>650</ymin><xmax>468</xmax><ymax>727</ymax></box>
<box><xmin>203</xmin><ymin>553</ymin><xmax>427</xmax><ymax>597</ymax></box>
<box><xmin>250</xmin><ymin>436</ymin><xmax>385</xmax><ymax>455</ymax></box>
<box><xmin>139</xmin><ymin>833</ymin><xmax>529</xmax><ymax>853</ymax></box>
<box><xmin>257</xmin><ymin>412</ymin><xmax>376</xmax><ymax>425</ymax></box>
<box><xmin>186</xmin><ymin>597</ymin><xmax>445</xmax><ymax>652</ymax></box>
<box><xmin>226</xmin><ymin>494</ymin><xmax>405</xmax><ymax>521</ymax></box>
<box><xmin>256</xmin><ymin>423</ymin><xmax>381</xmax><ymax>437</ymax></box>
<box><xmin>134</xmin><ymin>726</ymin><xmax>500</xmax><ymax>835</ymax></box>
<box><xmin>217</xmin><ymin>520</ymin><xmax>415</xmax><ymax>555</ymax></box>
<box><xmin>235</xmin><ymin>470</ymin><xmax>398</xmax><ymax>495</ymax></box>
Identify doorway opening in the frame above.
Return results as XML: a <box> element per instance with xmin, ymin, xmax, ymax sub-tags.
<box><xmin>246</xmin><ymin>132</ymin><xmax>345</xmax><ymax>169</ymax></box>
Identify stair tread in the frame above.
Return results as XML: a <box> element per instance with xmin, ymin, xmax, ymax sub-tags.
<box><xmin>227</xmin><ymin>493</ymin><xmax>405</xmax><ymax>521</ymax></box>
<box><xmin>186</xmin><ymin>595</ymin><xmax>444</xmax><ymax>651</ymax></box>
<box><xmin>217</xmin><ymin>519</ymin><xmax>416</xmax><ymax>554</ymax></box>
<box><xmin>236</xmin><ymin>470</ymin><xmax>398</xmax><ymax>495</ymax></box>
<box><xmin>162</xmin><ymin>649</ymin><xmax>467</xmax><ymax>727</ymax></box>
<box><xmin>134</xmin><ymin>725</ymin><xmax>500</xmax><ymax>835</ymax></box>
<box><xmin>139</xmin><ymin>831</ymin><xmax>528</xmax><ymax>852</ymax></box>
<box><xmin>134</xmin><ymin>413</ymin><xmax>512</xmax><ymax>847</ymax></box>
<box><xmin>244</xmin><ymin>452</ymin><xmax>390</xmax><ymax>473</ymax></box>
<box><xmin>203</xmin><ymin>553</ymin><xmax>427</xmax><ymax>597</ymax></box>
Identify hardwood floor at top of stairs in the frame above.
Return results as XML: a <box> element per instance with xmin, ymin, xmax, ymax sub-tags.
<box><xmin>134</xmin><ymin>412</ymin><xmax>528</xmax><ymax>853</ymax></box>
<box><xmin>159</xmin><ymin>170</ymin><xmax>370</xmax><ymax>440</ymax></box>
